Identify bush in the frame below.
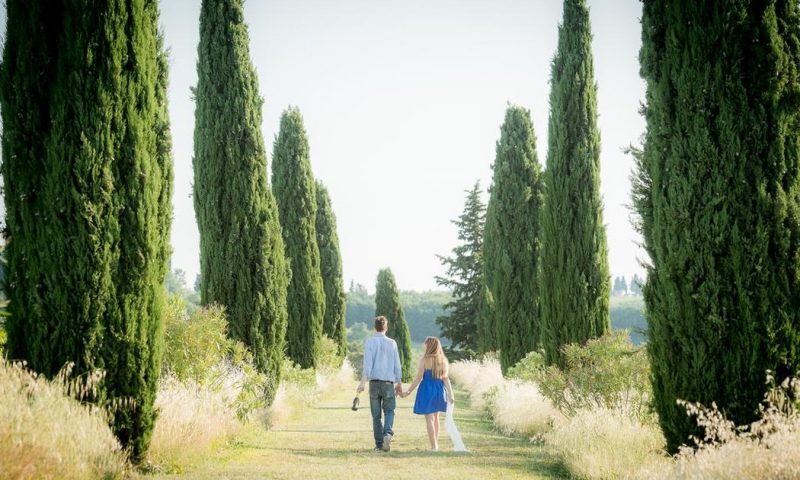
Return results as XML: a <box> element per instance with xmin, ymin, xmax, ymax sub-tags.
<box><xmin>162</xmin><ymin>295</ymin><xmax>271</xmax><ymax>421</ymax></box>
<box><xmin>0</xmin><ymin>361</ymin><xmax>128</xmax><ymax>479</ymax></box>
<box><xmin>509</xmin><ymin>332</ymin><xmax>652</xmax><ymax>421</ymax></box>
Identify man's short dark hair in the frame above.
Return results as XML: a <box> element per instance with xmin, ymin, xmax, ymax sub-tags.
<box><xmin>374</xmin><ymin>316</ymin><xmax>388</xmax><ymax>332</ymax></box>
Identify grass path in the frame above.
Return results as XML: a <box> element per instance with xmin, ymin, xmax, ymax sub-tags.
<box><xmin>148</xmin><ymin>387</ymin><xmax>566</xmax><ymax>480</ymax></box>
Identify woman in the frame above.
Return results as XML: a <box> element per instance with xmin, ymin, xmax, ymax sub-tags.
<box><xmin>402</xmin><ymin>337</ymin><xmax>455</xmax><ymax>451</ymax></box>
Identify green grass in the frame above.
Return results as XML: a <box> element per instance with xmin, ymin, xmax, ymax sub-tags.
<box><xmin>144</xmin><ymin>386</ymin><xmax>566</xmax><ymax>479</ymax></box>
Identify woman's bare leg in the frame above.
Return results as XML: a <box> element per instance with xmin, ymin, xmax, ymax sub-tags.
<box><xmin>433</xmin><ymin>412</ymin><xmax>440</xmax><ymax>446</ymax></box>
<box><xmin>425</xmin><ymin>414</ymin><xmax>437</xmax><ymax>450</ymax></box>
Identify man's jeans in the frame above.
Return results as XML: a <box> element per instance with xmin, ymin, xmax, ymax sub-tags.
<box><xmin>369</xmin><ymin>381</ymin><xmax>396</xmax><ymax>448</ymax></box>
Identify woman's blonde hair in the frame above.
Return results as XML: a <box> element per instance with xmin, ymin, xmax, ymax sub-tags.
<box><xmin>423</xmin><ymin>337</ymin><xmax>448</xmax><ymax>379</ymax></box>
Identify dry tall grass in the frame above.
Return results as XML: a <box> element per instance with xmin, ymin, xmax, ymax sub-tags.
<box><xmin>450</xmin><ymin>357</ymin><xmax>667</xmax><ymax>480</ymax></box>
<box><xmin>146</xmin><ymin>375</ymin><xmax>242</xmax><ymax>472</ymax></box>
<box><xmin>0</xmin><ymin>361</ymin><xmax>127</xmax><ymax>480</ymax></box>
<box><xmin>544</xmin><ymin>408</ymin><xmax>666</xmax><ymax>479</ymax></box>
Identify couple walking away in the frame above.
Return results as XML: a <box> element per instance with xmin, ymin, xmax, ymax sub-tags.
<box><xmin>356</xmin><ymin>315</ymin><xmax>457</xmax><ymax>452</ymax></box>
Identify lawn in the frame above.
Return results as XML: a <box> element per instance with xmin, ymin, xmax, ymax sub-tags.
<box><xmin>146</xmin><ymin>387</ymin><xmax>567</xmax><ymax>480</ymax></box>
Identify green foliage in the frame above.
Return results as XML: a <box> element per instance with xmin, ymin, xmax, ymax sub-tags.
<box><xmin>612</xmin><ymin>276</ymin><xmax>628</xmax><ymax>296</ymax></box>
<box><xmin>346</xmin><ymin>322</ymin><xmax>372</xmax><ymax>378</ymax></box>
<box><xmin>193</xmin><ymin>0</ymin><xmax>288</xmax><ymax>403</ymax></box>
<box><xmin>162</xmin><ymin>295</ymin><xmax>270</xmax><ymax>421</ymax></box>
<box><xmin>478</xmin><ymin>188</ymin><xmax>499</xmax><ymax>355</ymax></box>
<box><xmin>629</xmin><ymin>274</ymin><xmax>643</xmax><ymax>296</ymax></box>
<box><xmin>508</xmin><ymin>332</ymin><xmax>652</xmax><ymax>422</ymax></box>
<box><xmin>0</xmin><ymin>1</ymin><xmax>172</xmax><ymax>460</ymax></box>
<box><xmin>315</xmin><ymin>181</ymin><xmax>347</xmax><ymax>363</ymax></box>
<box><xmin>272</xmin><ymin>107</ymin><xmax>326</xmax><ymax>369</ymax></box>
<box><xmin>165</xmin><ymin>267</ymin><xmax>201</xmax><ymax>308</ymax></box>
<box><xmin>610</xmin><ymin>296</ymin><xmax>646</xmax><ymax>345</ymax></box>
<box><xmin>345</xmin><ymin>286</ymin><xmax>449</xmax><ymax>343</ymax></box>
<box><xmin>634</xmin><ymin>0</ymin><xmax>800</xmax><ymax>453</ymax></box>
<box><xmin>375</xmin><ymin>268</ymin><xmax>413</xmax><ymax>382</ymax></box>
<box><xmin>539</xmin><ymin>0</ymin><xmax>610</xmax><ymax>369</ymax></box>
<box><xmin>485</xmin><ymin>106</ymin><xmax>544</xmax><ymax>374</ymax></box>
<box><xmin>435</xmin><ymin>181</ymin><xmax>485</xmax><ymax>357</ymax></box>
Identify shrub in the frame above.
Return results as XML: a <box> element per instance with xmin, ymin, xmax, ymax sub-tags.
<box><xmin>0</xmin><ymin>361</ymin><xmax>127</xmax><ymax>479</ymax></box>
<box><xmin>509</xmin><ymin>332</ymin><xmax>652</xmax><ymax>421</ymax></box>
<box><xmin>162</xmin><ymin>295</ymin><xmax>271</xmax><ymax>420</ymax></box>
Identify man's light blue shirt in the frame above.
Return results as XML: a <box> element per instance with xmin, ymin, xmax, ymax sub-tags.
<box><xmin>362</xmin><ymin>332</ymin><xmax>402</xmax><ymax>383</ymax></box>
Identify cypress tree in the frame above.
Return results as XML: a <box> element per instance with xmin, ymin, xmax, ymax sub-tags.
<box><xmin>272</xmin><ymin>107</ymin><xmax>326</xmax><ymax>368</ymax></box>
<box><xmin>634</xmin><ymin>0</ymin><xmax>800</xmax><ymax>452</ymax></box>
<box><xmin>539</xmin><ymin>0</ymin><xmax>610</xmax><ymax>368</ymax></box>
<box><xmin>375</xmin><ymin>268</ymin><xmax>413</xmax><ymax>382</ymax></box>
<box><xmin>0</xmin><ymin>1</ymin><xmax>173</xmax><ymax>460</ymax></box>
<box><xmin>488</xmin><ymin>106</ymin><xmax>545</xmax><ymax>375</ymax></box>
<box><xmin>193</xmin><ymin>0</ymin><xmax>289</xmax><ymax>401</ymax></box>
<box><xmin>478</xmin><ymin>195</ymin><xmax>499</xmax><ymax>354</ymax></box>
<box><xmin>315</xmin><ymin>180</ymin><xmax>347</xmax><ymax>361</ymax></box>
<box><xmin>435</xmin><ymin>181</ymin><xmax>486</xmax><ymax>355</ymax></box>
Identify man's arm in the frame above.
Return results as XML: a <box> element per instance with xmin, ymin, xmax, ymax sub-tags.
<box><xmin>392</xmin><ymin>341</ymin><xmax>403</xmax><ymax>393</ymax></box>
<box><xmin>358</xmin><ymin>339</ymin><xmax>374</xmax><ymax>393</ymax></box>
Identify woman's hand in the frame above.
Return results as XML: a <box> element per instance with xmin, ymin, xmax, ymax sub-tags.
<box><xmin>447</xmin><ymin>393</ymin><xmax>455</xmax><ymax>404</ymax></box>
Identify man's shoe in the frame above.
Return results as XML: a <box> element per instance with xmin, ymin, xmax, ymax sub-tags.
<box><xmin>382</xmin><ymin>433</ymin><xmax>393</xmax><ymax>452</ymax></box>
<box><xmin>373</xmin><ymin>447</ymin><xmax>383</xmax><ymax>452</ymax></box>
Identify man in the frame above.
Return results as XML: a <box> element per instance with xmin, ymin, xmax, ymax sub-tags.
<box><xmin>357</xmin><ymin>315</ymin><xmax>403</xmax><ymax>452</ymax></box>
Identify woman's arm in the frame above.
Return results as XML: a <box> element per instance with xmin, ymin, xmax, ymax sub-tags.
<box><xmin>444</xmin><ymin>377</ymin><xmax>455</xmax><ymax>404</ymax></box>
<box><xmin>403</xmin><ymin>360</ymin><xmax>426</xmax><ymax>396</ymax></box>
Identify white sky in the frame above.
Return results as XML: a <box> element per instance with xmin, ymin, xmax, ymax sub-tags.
<box><xmin>2</xmin><ymin>0</ymin><xmax>648</xmax><ymax>292</ymax></box>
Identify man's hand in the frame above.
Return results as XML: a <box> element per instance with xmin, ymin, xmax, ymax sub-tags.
<box><xmin>394</xmin><ymin>383</ymin><xmax>403</xmax><ymax>396</ymax></box>
<box><xmin>357</xmin><ymin>382</ymin><xmax>365</xmax><ymax>394</ymax></box>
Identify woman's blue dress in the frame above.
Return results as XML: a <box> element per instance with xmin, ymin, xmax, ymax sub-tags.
<box><xmin>413</xmin><ymin>369</ymin><xmax>447</xmax><ymax>415</ymax></box>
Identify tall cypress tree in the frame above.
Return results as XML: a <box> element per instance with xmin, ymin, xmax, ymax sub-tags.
<box><xmin>0</xmin><ymin>1</ymin><xmax>173</xmax><ymax>460</ymax></box>
<box><xmin>435</xmin><ymin>181</ymin><xmax>486</xmax><ymax>355</ymax></box>
<box><xmin>478</xmin><ymin>194</ymin><xmax>499</xmax><ymax>354</ymax></box>
<box><xmin>375</xmin><ymin>268</ymin><xmax>412</xmax><ymax>382</ymax></box>
<box><xmin>488</xmin><ymin>106</ymin><xmax>545</xmax><ymax>375</ymax></box>
<box><xmin>539</xmin><ymin>0</ymin><xmax>610</xmax><ymax>368</ymax></box>
<box><xmin>635</xmin><ymin>0</ymin><xmax>800</xmax><ymax>452</ymax></box>
<box><xmin>272</xmin><ymin>108</ymin><xmax>326</xmax><ymax>368</ymax></box>
<box><xmin>194</xmin><ymin>0</ymin><xmax>289</xmax><ymax>401</ymax></box>
<box><xmin>315</xmin><ymin>180</ymin><xmax>347</xmax><ymax>361</ymax></box>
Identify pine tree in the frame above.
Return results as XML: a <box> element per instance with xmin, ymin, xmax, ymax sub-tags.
<box><xmin>315</xmin><ymin>180</ymin><xmax>347</xmax><ymax>361</ymax></box>
<box><xmin>375</xmin><ymin>268</ymin><xmax>413</xmax><ymax>382</ymax></box>
<box><xmin>435</xmin><ymin>181</ymin><xmax>486</xmax><ymax>355</ymax></box>
<box><xmin>272</xmin><ymin>107</ymin><xmax>326</xmax><ymax>368</ymax></box>
<box><xmin>478</xmin><ymin>194</ymin><xmax>499</xmax><ymax>354</ymax></box>
<box><xmin>539</xmin><ymin>0</ymin><xmax>610</xmax><ymax>368</ymax></box>
<box><xmin>193</xmin><ymin>0</ymin><xmax>289</xmax><ymax>401</ymax></box>
<box><xmin>487</xmin><ymin>106</ymin><xmax>545</xmax><ymax>374</ymax></box>
<box><xmin>634</xmin><ymin>0</ymin><xmax>800</xmax><ymax>452</ymax></box>
<box><xmin>0</xmin><ymin>1</ymin><xmax>172</xmax><ymax>460</ymax></box>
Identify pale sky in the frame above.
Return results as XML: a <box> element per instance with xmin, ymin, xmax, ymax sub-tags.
<box><xmin>2</xmin><ymin>1</ymin><xmax>648</xmax><ymax>292</ymax></box>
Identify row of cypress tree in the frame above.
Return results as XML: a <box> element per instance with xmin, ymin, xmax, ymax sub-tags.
<box><xmin>194</xmin><ymin>0</ymin><xmax>348</xmax><ymax>386</ymax></box>
<box><xmin>0</xmin><ymin>0</ymin><xmax>349</xmax><ymax>460</ymax></box>
<box><xmin>479</xmin><ymin>0</ymin><xmax>610</xmax><ymax>374</ymax></box>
